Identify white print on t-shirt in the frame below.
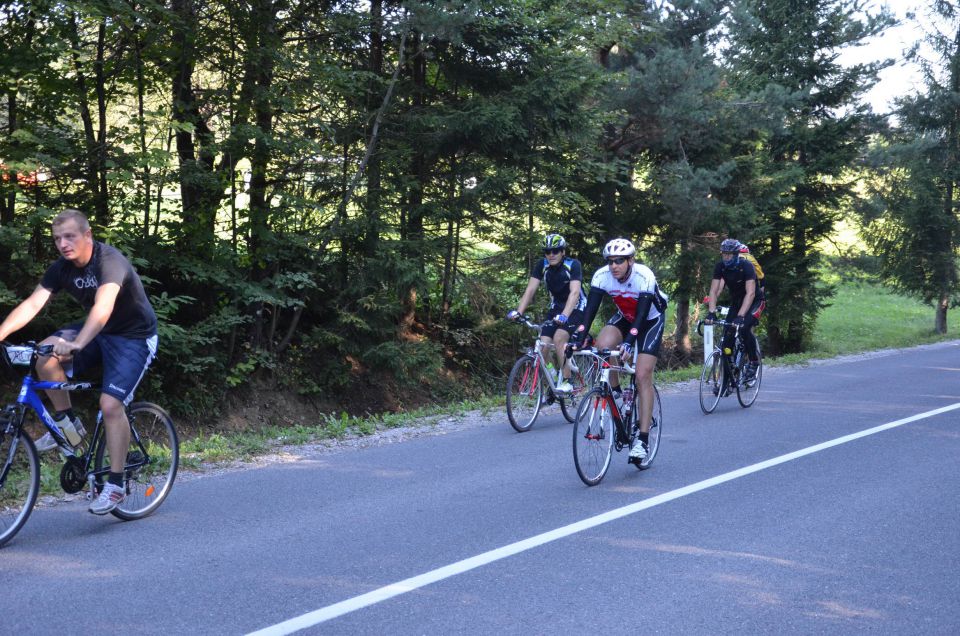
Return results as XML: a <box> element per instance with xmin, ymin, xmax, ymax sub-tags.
<box><xmin>73</xmin><ymin>274</ymin><xmax>98</xmax><ymax>289</ymax></box>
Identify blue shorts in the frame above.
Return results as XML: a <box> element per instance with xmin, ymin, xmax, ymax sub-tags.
<box><xmin>54</xmin><ymin>324</ymin><xmax>158</xmax><ymax>405</ymax></box>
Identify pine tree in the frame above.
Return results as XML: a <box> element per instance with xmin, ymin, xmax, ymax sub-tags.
<box><xmin>726</xmin><ymin>0</ymin><xmax>893</xmax><ymax>353</ymax></box>
<box><xmin>862</xmin><ymin>2</ymin><xmax>960</xmax><ymax>333</ymax></box>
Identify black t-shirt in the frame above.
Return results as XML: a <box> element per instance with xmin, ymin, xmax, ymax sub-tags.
<box><xmin>713</xmin><ymin>258</ymin><xmax>764</xmax><ymax>308</ymax></box>
<box><xmin>530</xmin><ymin>257</ymin><xmax>588</xmax><ymax>311</ymax></box>
<box><xmin>41</xmin><ymin>241</ymin><xmax>158</xmax><ymax>338</ymax></box>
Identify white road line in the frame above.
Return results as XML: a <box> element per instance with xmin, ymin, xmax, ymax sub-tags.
<box><xmin>247</xmin><ymin>402</ymin><xmax>960</xmax><ymax>636</ymax></box>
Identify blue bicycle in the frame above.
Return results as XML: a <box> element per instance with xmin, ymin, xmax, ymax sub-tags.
<box><xmin>0</xmin><ymin>342</ymin><xmax>178</xmax><ymax>547</ymax></box>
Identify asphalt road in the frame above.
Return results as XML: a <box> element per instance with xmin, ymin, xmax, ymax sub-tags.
<box><xmin>2</xmin><ymin>342</ymin><xmax>959</xmax><ymax>635</ymax></box>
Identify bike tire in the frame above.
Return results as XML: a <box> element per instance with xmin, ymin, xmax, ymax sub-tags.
<box><xmin>506</xmin><ymin>355</ymin><xmax>543</xmax><ymax>432</ymax></box>
<box><xmin>560</xmin><ymin>352</ymin><xmax>601</xmax><ymax>423</ymax></box>
<box><xmin>572</xmin><ymin>388</ymin><xmax>614</xmax><ymax>486</ymax></box>
<box><xmin>0</xmin><ymin>429</ymin><xmax>40</xmax><ymax>548</ymax></box>
<box><xmin>95</xmin><ymin>402</ymin><xmax>179</xmax><ymax>520</ymax></box>
<box><xmin>699</xmin><ymin>350</ymin><xmax>725</xmax><ymax>414</ymax></box>
<box><xmin>637</xmin><ymin>385</ymin><xmax>662</xmax><ymax>470</ymax></box>
<box><xmin>736</xmin><ymin>340</ymin><xmax>763</xmax><ymax>408</ymax></box>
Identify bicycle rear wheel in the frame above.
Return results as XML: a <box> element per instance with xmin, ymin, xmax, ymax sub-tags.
<box><xmin>637</xmin><ymin>386</ymin><xmax>662</xmax><ymax>470</ymax></box>
<box><xmin>572</xmin><ymin>388</ymin><xmax>614</xmax><ymax>486</ymax></box>
<box><xmin>0</xmin><ymin>429</ymin><xmax>40</xmax><ymax>548</ymax></box>
<box><xmin>95</xmin><ymin>402</ymin><xmax>179</xmax><ymax>520</ymax></box>
<box><xmin>560</xmin><ymin>352</ymin><xmax>601</xmax><ymax>423</ymax></box>
<box><xmin>699</xmin><ymin>350</ymin><xmax>724</xmax><ymax>414</ymax></box>
<box><xmin>506</xmin><ymin>355</ymin><xmax>543</xmax><ymax>432</ymax></box>
<box><xmin>736</xmin><ymin>345</ymin><xmax>763</xmax><ymax>408</ymax></box>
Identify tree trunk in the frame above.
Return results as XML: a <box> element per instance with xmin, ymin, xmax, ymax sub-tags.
<box><xmin>399</xmin><ymin>31</ymin><xmax>426</xmax><ymax>339</ymax></box>
<box><xmin>363</xmin><ymin>0</ymin><xmax>384</xmax><ymax>258</ymax></box>
<box><xmin>246</xmin><ymin>0</ymin><xmax>280</xmax><ymax>349</ymax></box>
<box><xmin>1</xmin><ymin>89</ymin><xmax>16</xmax><ymax>225</ymax></box>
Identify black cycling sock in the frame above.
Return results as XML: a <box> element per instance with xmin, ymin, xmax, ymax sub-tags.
<box><xmin>638</xmin><ymin>431</ymin><xmax>649</xmax><ymax>445</ymax></box>
<box><xmin>108</xmin><ymin>472</ymin><xmax>124</xmax><ymax>487</ymax></box>
<box><xmin>55</xmin><ymin>408</ymin><xmax>76</xmax><ymax>421</ymax></box>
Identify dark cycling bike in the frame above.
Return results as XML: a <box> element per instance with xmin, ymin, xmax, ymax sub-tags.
<box><xmin>0</xmin><ymin>342</ymin><xmax>178</xmax><ymax>547</ymax></box>
<box><xmin>697</xmin><ymin>319</ymin><xmax>763</xmax><ymax>413</ymax></box>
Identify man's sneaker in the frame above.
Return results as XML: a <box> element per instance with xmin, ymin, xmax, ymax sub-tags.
<box><xmin>556</xmin><ymin>380</ymin><xmax>574</xmax><ymax>394</ymax></box>
<box><xmin>629</xmin><ymin>440</ymin><xmax>648</xmax><ymax>462</ymax></box>
<box><xmin>89</xmin><ymin>482</ymin><xmax>125</xmax><ymax>515</ymax></box>
<box><xmin>743</xmin><ymin>362</ymin><xmax>759</xmax><ymax>382</ymax></box>
<box><xmin>35</xmin><ymin>416</ymin><xmax>86</xmax><ymax>452</ymax></box>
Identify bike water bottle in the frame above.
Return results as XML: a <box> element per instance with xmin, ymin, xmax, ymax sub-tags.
<box><xmin>622</xmin><ymin>385</ymin><xmax>634</xmax><ymax>413</ymax></box>
<box><xmin>546</xmin><ymin>361</ymin><xmax>556</xmax><ymax>383</ymax></box>
<box><xmin>56</xmin><ymin>415</ymin><xmax>83</xmax><ymax>447</ymax></box>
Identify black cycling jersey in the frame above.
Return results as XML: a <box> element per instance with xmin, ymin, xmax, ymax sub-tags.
<box><xmin>713</xmin><ymin>258</ymin><xmax>764</xmax><ymax>310</ymax></box>
<box><xmin>530</xmin><ymin>257</ymin><xmax>588</xmax><ymax>312</ymax></box>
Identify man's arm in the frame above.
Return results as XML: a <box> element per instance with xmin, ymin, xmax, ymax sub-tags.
<box><xmin>0</xmin><ymin>286</ymin><xmax>53</xmax><ymax>341</ymax></box>
<box><xmin>736</xmin><ymin>279</ymin><xmax>756</xmax><ymax>319</ymax></box>
<box><xmin>54</xmin><ymin>283</ymin><xmax>120</xmax><ymax>355</ymax></box>
<box><xmin>514</xmin><ymin>277</ymin><xmax>541</xmax><ymax>316</ymax></box>
<box><xmin>706</xmin><ymin>279</ymin><xmax>723</xmax><ymax>315</ymax></box>
<box><xmin>560</xmin><ymin>279</ymin><xmax>582</xmax><ymax>318</ymax></box>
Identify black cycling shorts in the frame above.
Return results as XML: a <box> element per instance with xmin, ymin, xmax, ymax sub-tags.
<box><xmin>541</xmin><ymin>308</ymin><xmax>584</xmax><ymax>339</ymax></box>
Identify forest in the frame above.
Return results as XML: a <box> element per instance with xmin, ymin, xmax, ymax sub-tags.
<box><xmin>1</xmin><ymin>0</ymin><xmax>958</xmax><ymax>419</ymax></box>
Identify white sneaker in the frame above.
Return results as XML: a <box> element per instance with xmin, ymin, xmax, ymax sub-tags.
<box><xmin>35</xmin><ymin>415</ymin><xmax>86</xmax><ymax>452</ymax></box>
<box><xmin>89</xmin><ymin>482</ymin><xmax>125</xmax><ymax>515</ymax></box>
<box><xmin>629</xmin><ymin>440</ymin><xmax>648</xmax><ymax>461</ymax></box>
<box><xmin>556</xmin><ymin>380</ymin><xmax>574</xmax><ymax>394</ymax></box>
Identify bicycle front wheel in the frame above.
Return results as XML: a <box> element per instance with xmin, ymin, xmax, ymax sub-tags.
<box><xmin>638</xmin><ymin>386</ymin><xmax>662</xmax><ymax>470</ymax></box>
<box><xmin>506</xmin><ymin>356</ymin><xmax>543</xmax><ymax>432</ymax></box>
<box><xmin>699</xmin><ymin>351</ymin><xmax>724</xmax><ymax>414</ymax></box>
<box><xmin>573</xmin><ymin>388</ymin><xmax>614</xmax><ymax>486</ymax></box>
<box><xmin>737</xmin><ymin>347</ymin><xmax>763</xmax><ymax>408</ymax></box>
<box><xmin>95</xmin><ymin>402</ymin><xmax>179</xmax><ymax>520</ymax></box>
<box><xmin>0</xmin><ymin>429</ymin><xmax>40</xmax><ymax>548</ymax></box>
<box><xmin>560</xmin><ymin>352</ymin><xmax>600</xmax><ymax>423</ymax></box>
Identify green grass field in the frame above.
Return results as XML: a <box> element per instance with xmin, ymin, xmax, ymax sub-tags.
<box><xmin>807</xmin><ymin>280</ymin><xmax>950</xmax><ymax>356</ymax></box>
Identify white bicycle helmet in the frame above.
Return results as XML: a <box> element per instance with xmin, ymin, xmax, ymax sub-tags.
<box><xmin>602</xmin><ymin>238</ymin><xmax>636</xmax><ymax>258</ymax></box>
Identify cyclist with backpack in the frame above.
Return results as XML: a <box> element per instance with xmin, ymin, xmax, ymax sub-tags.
<box><xmin>704</xmin><ymin>238</ymin><xmax>764</xmax><ymax>382</ymax></box>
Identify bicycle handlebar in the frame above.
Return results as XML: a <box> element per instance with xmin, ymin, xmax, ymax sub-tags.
<box><xmin>2</xmin><ymin>341</ymin><xmax>56</xmax><ymax>367</ymax></box>
<box><xmin>696</xmin><ymin>319</ymin><xmax>742</xmax><ymax>337</ymax></box>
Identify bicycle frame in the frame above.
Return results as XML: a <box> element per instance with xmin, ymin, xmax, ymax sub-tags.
<box><xmin>15</xmin><ymin>375</ymin><xmax>98</xmax><ymax>456</ymax></box>
<box><xmin>1</xmin><ymin>347</ymin><xmax>149</xmax><ymax>492</ymax></box>
<box><xmin>517</xmin><ymin>317</ymin><xmax>599</xmax><ymax>396</ymax></box>
<box><xmin>591</xmin><ymin>349</ymin><xmax>638</xmax><ymax>447</ymax></box>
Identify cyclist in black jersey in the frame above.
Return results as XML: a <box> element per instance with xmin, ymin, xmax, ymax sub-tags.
<box><xmin>0</xmin><ymin>209</ymin><xmax>158</xmax><ymax>515</ymax></box>
<box><xmin>507</xmin><ymin>234</ymin><xmax>587</xmax><ymax>394</ymax></box>
<box><xmin>705</xmin><ymin>238</ymin><xmax>764</xmax><ymax>381</ymax></box>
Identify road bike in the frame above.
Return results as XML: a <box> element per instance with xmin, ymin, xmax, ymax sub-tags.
<box><xmin>572</xmin><ymin>348</ymin><xmax>662</xmax><ymax>486</ymax></box>
<box><xmin>697</xmin><ymin>318</ymin><xmax>763</xmax><ymax>413</ymax></box>
<box><xmin>505</xmin><ymin>315</ymin><xmax>602</xmax><ymax>432</ymax></box>
<box><xmin>0</xmin><ymin>342</ymin><xmax>179</xmax><ymax>547</ymax></box>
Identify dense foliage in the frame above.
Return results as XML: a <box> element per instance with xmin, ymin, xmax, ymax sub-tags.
<box><xmin>0</xmin><ymin>0</ymin><xmax>953</xmax><ymax>419</ymax></box>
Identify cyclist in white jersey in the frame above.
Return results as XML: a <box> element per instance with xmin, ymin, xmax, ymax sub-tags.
<box><xmin>572</xmin><ymin>238</ymin><xmax>667</xmax><ymax>463</ymax></box>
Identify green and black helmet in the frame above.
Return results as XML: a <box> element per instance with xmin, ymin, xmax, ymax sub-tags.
<box><xmin>543</xmin><ymin>234</ymin><xmax>567</xmax><ymax>250</ymax></box>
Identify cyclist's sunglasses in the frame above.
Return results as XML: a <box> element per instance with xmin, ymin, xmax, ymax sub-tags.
<box><xmin>543</xmin><ymin>248</ymin><xmax>563</xmax><ymax>255</ymax></box>
<box><xmin>606</xmin><ymin>256</ymin><xmax>629</xmax><ymax>265</ymax></box>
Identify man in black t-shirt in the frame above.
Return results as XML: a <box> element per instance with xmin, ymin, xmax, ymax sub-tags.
<box><xmin>705</xmin><ymin>238</ymin><xmax>765</xmax><ymax>381</ymax></box>
<box><xmin>0</xmin><ymin>209</ymin><xmax>158</xmax><ymax>515</ymax></box>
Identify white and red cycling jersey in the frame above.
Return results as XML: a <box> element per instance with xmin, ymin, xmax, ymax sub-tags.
<box><xmin>589</xmin><ymin>263</ymin><xmax>667</xmax><ymax>323</ymax></box>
